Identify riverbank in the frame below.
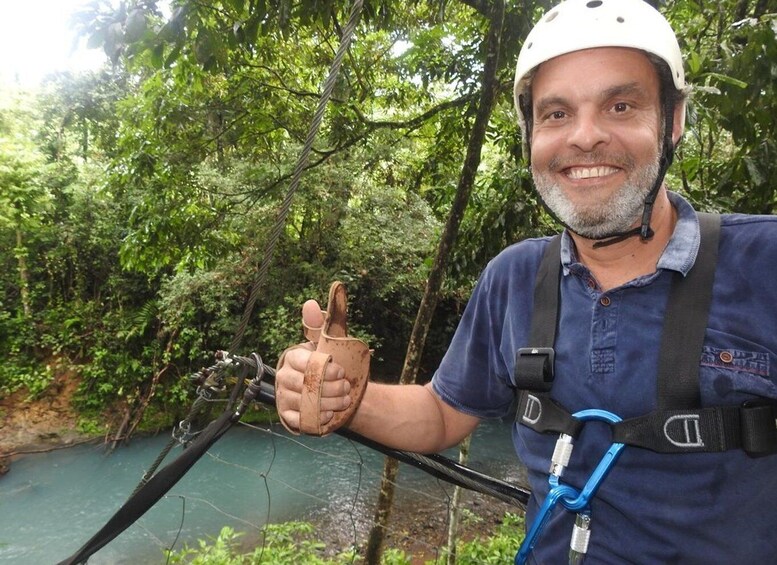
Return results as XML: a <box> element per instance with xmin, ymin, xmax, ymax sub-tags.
<box><xmin>0</xmin><ymin>374</ymin><xmax>90</xmax><ymax>474</ymax></box>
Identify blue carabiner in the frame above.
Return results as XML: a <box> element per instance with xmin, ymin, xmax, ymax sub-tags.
<box><xmin>515</xmin><ymin>409</ymin><xmax>625</xmax><ymax>565</ymax></box>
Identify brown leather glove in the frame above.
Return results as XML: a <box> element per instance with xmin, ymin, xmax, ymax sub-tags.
<box><xmin>276</xmin><ymin>281</ymin><xmax>370</xmax><ymax>436</ymax></box>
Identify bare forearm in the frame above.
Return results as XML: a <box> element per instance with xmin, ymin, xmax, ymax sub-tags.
<box><xmin>273</xmin><ymin>339</ymin><xmax>478</xmax><ymax>450</ymax></box>
<box><xmin>347</xmin><ymin>381</ymin><xmax>479</xmax><ymax>454</ymax></box>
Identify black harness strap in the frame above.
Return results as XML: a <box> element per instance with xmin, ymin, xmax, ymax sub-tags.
<box><xmin>514</xmin><ymin>234</ymin><xmax>584</xmax><ymax>437</ymax></box>
<box><xmin>514</xmin><ymin>213</ymin><xmax>777</xmax><ymax>457</ymax></box>
<box><xmin>521</xmin><ymin>232</ymin><xmax>563</xmax><ymax>390</ymax></box>
<box><xmin>655</xmin><ymin>212</ymin><xmax>719</xmax><ymax>409</ymax></box>
<box><xmin>613</xmin><ymin>402</ymin><xmax>777</xmax><ymax>455</ymax></box>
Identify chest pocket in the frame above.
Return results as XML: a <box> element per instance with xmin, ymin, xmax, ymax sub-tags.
<box><xmin>699</xmin><ymin>331</ymin><xmax>777</xmax><ymax>405</ymax></box>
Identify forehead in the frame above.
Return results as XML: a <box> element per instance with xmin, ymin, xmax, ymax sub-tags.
<box><xmin>531</xmin><ymin>47</ymin><xmax>660</xmax><ymax>102</ymax></box>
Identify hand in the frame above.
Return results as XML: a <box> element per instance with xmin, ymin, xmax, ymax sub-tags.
<box><xmin>274</xmin><ymin>299</ymin><xmax>353</xmax><ymax>432</ymax></box>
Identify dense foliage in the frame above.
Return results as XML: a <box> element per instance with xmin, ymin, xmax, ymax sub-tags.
<box><xmin>166</xmin><ymin>513</ymin><xmax>525</xmax><ymax>564</ymax></box>
<box><xmin>1</xmin><ymin>0</ymin><xmax>776</xmax><ymax>433</ymax></box>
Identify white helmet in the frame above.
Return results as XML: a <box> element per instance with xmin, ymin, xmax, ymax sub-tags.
<box><xmin>514</xmin><ymin>0</ymin><xmax>685</xmax><ymax>131</ymax></box>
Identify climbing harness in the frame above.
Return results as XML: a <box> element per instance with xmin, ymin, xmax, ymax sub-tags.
<box><xmin>513</xmin><ymin>212</ymin><xmax>777</xmax><ymax>563</ymax></box>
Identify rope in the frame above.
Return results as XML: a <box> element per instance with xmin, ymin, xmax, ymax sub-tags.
<box><xmin>229</xmin><ymin>0</ymin><xmax>364</xmax><ymax>354</ymax></box>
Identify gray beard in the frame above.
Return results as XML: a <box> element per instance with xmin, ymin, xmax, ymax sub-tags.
<box><xmin>532</xmin><ymin>153</ymin><xmax>661</xmax><ymax>239</ymax></box>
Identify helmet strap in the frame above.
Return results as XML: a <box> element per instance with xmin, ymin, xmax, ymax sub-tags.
<box><xmin>591</xmin><ymin>90</ymin><xmax>676</xmax><ymax>249</ymax></box>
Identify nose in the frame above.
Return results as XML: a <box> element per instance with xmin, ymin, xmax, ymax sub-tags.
<box><xmin>567</xmin><ymin>109</ymin><xmax>610</xmax><ymax>152</ymax></box>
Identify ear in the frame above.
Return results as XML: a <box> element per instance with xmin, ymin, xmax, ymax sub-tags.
<box><xmin>671</xmin><ymin>100</ymin><xmax>686</xmax><ymax>146</ymax></box>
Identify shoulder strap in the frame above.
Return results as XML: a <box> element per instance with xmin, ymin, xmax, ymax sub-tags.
<box><xmin>529</xmin><ymin>235</ymin><xmax>563</xmax><ymax>352</ymax></box>
<box><xmin>656</xmin><ymin>212</ymin><xmax>720</xmax><ymax>409</ymax></box>
<box><xmin>513</xmin><ymin>235</ymin><xmax>562</xmax><ymax>392</ymax></box>
<box><xmin>513</xmin><ymin>235</ymin><xmax>581</xmax><ymax>435</ymax></box>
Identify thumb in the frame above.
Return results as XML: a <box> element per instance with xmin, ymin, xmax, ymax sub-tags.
<box><xmin>302</xmin><ymin>299</ymin><xmax>325</xmax><ymax>330</ymax></box>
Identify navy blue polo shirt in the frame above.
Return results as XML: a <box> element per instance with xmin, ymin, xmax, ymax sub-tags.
<box><xmin>432</xmin><ymin>192</ymin><xmax>777</xmax><ymax>564</ymax></box>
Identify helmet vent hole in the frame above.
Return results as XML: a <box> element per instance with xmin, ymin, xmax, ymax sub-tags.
<box><xmin>545</xmin><ymin>10</ymin><xmax>559</xmax><ymax>22</ymax></box>
<box><xmin>617</xmin><ymin>16</ymin><xmax>625</xmax><ymax>23</ymax></box>
<box><xmin>586</xmin><ymin>0</ymin><xmax>603</xmax><ymax>7</ymax></box>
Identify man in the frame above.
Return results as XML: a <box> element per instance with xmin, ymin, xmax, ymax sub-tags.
<box><xmin>276</xmin><ymin>0</ymin><xmax>777</xmax><ymax>562</ymax></box>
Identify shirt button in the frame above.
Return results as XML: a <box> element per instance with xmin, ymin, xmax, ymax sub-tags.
<box><xmin>587</xmin><ymin>279</ymin><xmax>596</xmax><ymax>289</ymax></box>
<box><xmin>719</xmin><ymin>351</ymin><xmax>733</xmax><ymax>363</ymax></box>
<box><xmin>600</xmin><ymin>296</ymin><xmax>611</xmax><ymax>307</ymax></box>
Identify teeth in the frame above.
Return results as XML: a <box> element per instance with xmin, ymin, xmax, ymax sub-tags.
<box><xmin>567</xmin><ymin>166</ymin><xmax>617</xmax><ymax>179</ymax></box>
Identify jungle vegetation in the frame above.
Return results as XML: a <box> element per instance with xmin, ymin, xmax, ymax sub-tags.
<box><xmin>1</xmin><ymin>0</ymin><xmax>776</xmax><ymax>560</ymax></box>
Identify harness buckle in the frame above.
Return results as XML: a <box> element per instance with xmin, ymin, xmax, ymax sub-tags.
<box><xmin>514</xmin><ymin>347</ymin><xmax>556</xmax><ymax>391</ymax></box>
<box><xmin>741</xmin><ymin>400</ymin><xmax>777</xmax><ymax>458</ymax></box>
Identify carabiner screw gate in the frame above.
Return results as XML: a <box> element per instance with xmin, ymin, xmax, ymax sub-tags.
<box><xmin>550</xmin><ymin>433</ymin><xmax>574</xmax><ymax>477</ymax></box>
<box><xmin>568</xmin><ymin>511</ymin><xmax>592</xmax><ymax>564</ymax></box>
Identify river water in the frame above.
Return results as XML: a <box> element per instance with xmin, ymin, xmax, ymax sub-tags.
<box><xmin>0</xmin><ymin>419</ymin><xmax>525</xmax><ymax>564</ymax></box>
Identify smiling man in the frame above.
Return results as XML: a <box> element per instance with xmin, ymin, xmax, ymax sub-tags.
<box><xmin>275</xmin><ymin>0</ymin><xmax>777</xmax><ymax>562</ymax></box>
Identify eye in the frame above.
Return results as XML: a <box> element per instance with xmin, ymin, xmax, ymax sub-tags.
<box><xmin>612</xmin><ymin>102</ymin><xmax>630</xmax><ymax>113</ymax></box>
<box><xmin>549</xmin><ymin>110</ymin><xmax>566</xmax><ymax>120</ymax></box>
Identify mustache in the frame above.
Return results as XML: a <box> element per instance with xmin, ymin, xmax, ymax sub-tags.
<box><xmin>547</xmin><ymin>151</ymin><xmax>635</xmax><ymax>172</ymax></box>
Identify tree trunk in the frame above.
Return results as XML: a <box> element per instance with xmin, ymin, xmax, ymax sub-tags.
<box><xmin>446</xmin><ymin>434</ymin><xmax>472</xmax><ymax>565</ymax></box>
<box><xmin>364</xmin><ymin>2</ymin><xmax>505</xmax><ymax>562</ymax></box>
<box><xmin>15</xmin><ymin>229</ymin><xmax>32</xmax><ymax>319</ymax></box>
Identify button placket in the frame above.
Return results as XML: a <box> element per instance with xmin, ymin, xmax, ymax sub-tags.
<box><xmin>591</xmin><ymin>292</ymin><xmax>618</xmax><ymax>375</ymax></box>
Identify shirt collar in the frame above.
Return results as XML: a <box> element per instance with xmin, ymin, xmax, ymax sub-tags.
<box><xmin>560</xmin><ymin>191</ymin><xmax>700</xmax><ymax>276</ymax></box>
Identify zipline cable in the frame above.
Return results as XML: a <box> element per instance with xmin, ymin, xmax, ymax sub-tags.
<box><xmin>137</xmin><ymin>0</ymin><xmax>364</xmax><ymax>499</ymax></box>
<box><xmin>229</xmin><ymin>0</ymin><xmax>365</xmax><ymax>355</ymax></box>
<box><xmin>58</xmin><ymin>355</ymin><xmax>529</xmax><ymax>565</ymax></box>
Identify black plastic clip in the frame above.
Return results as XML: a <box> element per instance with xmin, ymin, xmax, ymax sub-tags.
<box><xmin>741</xmin><ymin>400</ymin><xmax>777</xmax><ymax>458</ymax></box>
<box><xmin>515</xmin><ymin>347</ymin><xmax>556</xmax><ymax>392</ymax></box>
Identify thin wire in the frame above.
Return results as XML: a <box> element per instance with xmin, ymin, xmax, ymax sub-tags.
<box><xmin>343</xmin><ymin>436</ymin><xmax>366</xmax><ymax>564</ymax></box>
<box><xmin>253</xmin><ymin>419</ymin><xmax>277</xmax><ymax>563</ymax></box>
<box><xmin>168</xmin><ymin>495</ymin><xmax>265</xmax><ymax>531</ymax></box>
<box><xmin>238</xmin><ymin>422</ymin><xmax>457</xmax><ymax>504</ymax></box>
<box><xmin>164</xmin><ymin>495</ymin><xmax>186</xmax><ymax>564</ymax></box>
<box><xmin>136</xmin><ymin>424</ymin><xmax>499</xmax><ymax>561</ymax></box>
<box><xmin>133</xmin><ymin>520</ymin><xmax>168</xmax><ymax>548</ymax></box>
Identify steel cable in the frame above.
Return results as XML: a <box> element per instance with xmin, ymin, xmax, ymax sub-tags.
<box><xmin>125</xmin><ymin>0</ymin><xmax>365</xmax><ymax>499</ymax></box>
<box><xmin>229</xmin><ymin>0</ymin><xmax>364</xmax><ymax>354</ymax></box>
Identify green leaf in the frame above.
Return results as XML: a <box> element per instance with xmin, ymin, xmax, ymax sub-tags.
<box><xmin>706</xmin><ymin>72</ymin><xmax>748</xmax><ymax>89</ymax></box>
<box><xmin>230</xmin><ymin>0</ymin><xmax>248</xmax><ymax>13</ymax></box>
<box><xmin>150</xmin><ymin>43</ymin><xmax>164</xmax><ymax>69</ymax></box>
